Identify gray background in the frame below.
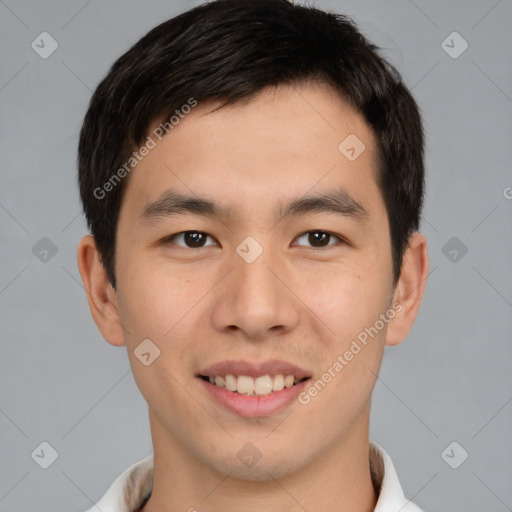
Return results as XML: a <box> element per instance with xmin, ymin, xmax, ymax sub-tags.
<box><xmin>1</xmin><ymin>0</ymin><xmax>511</xmax><ymax>511</ymax></box>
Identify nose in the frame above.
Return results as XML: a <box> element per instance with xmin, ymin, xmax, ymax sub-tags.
<box><xmin>211</xmin><ymin>244</ymin><xmax>300</xmax><ymax>341</ymax></box>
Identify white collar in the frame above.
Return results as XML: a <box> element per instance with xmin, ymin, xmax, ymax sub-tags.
<box><xmin>85</xmin><ymin>441</ymin><xmax>424</xmax><ymax>512</ymax></box>
<box><xmin>370</xmin><ymin>441</ymin><xmax>425</xmax><ymax>512</ymax></box>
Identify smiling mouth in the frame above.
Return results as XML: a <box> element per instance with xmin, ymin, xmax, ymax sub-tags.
<box><xmin>199</xmin><ymin>374</ymin><xmax>310</xmax><ymax>396</ymax></box>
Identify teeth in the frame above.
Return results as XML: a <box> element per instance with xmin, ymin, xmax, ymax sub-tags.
<box><xmin>224</xmin><ymin>374</ymin><xmax>237</xmax><ymax>392</ymax></box>
<box><xmin>206</xmin><ymin>373</ymin><xmax>302</xmax><ymax>395</ymax></box>
<box><xmin>254</xmin><ymin>375</ymin><xmax>273</xmax><ymax>395</ymax></box>
<box><xmin>272</xmin><ymin>374</ymin><xmax>284</xmax><ymax>391</ymax></box>
<box><xmin>237</xmin><ymin>375</ymin><xmax>254</xmax><ymax>395</ymax></box>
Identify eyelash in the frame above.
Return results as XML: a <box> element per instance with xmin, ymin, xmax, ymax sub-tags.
<box><xmin>162</xmin><ymin>230</ymin><xmax>346</xmax><ymax>249</ymax></box>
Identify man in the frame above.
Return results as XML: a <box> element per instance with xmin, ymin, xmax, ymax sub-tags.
<box><xmin>77</xmin><ymin>0</ymin><xmax>429</xmax><ymax>510</ymax></box>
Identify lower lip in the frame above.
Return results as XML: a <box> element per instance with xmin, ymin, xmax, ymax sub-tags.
<box><xmin>198</xmin><ymin>377</ymin><xmax>310</xmax><ymax>418</ymax></box>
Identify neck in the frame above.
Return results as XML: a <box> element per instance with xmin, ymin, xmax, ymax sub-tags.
<box><xmin>141</xmin><ymin>406</ymin><xmax>377</xmax><ymax>512</ymax></box>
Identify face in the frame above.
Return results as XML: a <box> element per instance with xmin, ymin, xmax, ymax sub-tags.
<box><xmin>105</xmin><ymin>83</ymin><xmax>400</xmax><ymax>479</ymax></box>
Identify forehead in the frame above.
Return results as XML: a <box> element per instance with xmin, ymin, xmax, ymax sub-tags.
<box><xmin>119</xmin><ymin>82</ymin><xmax>383</xmax><ymax>228</ymax></box>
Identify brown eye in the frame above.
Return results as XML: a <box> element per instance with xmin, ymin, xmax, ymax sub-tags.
<box><xmin>294</xmin><ymin>230</ymin><xmax>342</xmax><ymax>248</ymax></box>
<box><xmin>165</xmin><ymin>231</ymin><xmax>216</xmax><ymax>248</ymax></box>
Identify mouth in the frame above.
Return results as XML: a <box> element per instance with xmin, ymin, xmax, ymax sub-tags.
<box><xmin>198</xmin><ymin>374</ymin><xmax>311</xmax><ymax>396</ymax></box>
<box><xmin>196</xmin><ymin>359</ymin><xmax>313</xmax><ymax>417</ymax></box>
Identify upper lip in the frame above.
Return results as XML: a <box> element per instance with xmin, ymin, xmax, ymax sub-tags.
<box><xmin>198</xmin><ymin>359</ymin><xmax>311</xmax><ymax>380</ymax></box>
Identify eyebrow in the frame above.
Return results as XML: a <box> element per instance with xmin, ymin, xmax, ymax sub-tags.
<box><xmin>140</xmin><ymin>187</ymin><xmax>370</xmax><ymax>225</ymax></box>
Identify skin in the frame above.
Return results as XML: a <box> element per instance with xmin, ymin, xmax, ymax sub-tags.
<box><xmin>78</xmin><ymin>82</ymin><xmax>429</xmax><ymax>512</ymax></box>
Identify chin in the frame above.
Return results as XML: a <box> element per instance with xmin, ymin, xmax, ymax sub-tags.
<box><xmin>205</xmin><ymin>446</ymin><xmax>308</xmax><ymax>482</ymax></box>
<box><xmin>223</xmin><ymin>459</ymin><xmax>299</xmax><ymax>482</ymax></box>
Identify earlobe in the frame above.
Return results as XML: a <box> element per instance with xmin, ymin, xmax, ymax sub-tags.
<box><xmin>385</xmin><ymin>232</ymin><xmax>429</xmax><ymax>347</ymax></box>
<box><xmin>76</xmin><ymin>234</ymin><xmax>126</xmax><ymax>347</ymax></box>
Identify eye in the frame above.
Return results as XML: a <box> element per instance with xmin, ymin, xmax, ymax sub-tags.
<box><xmin>162</xmin><ymin>230</ymin><xmax>345</xmax><ymax>250</ymax></box>
<box><xmin>164</xmin><ymin>231</ymin><xmax>217</xmax><ymax>248</ymax></box>
<box><xmin>293</xmin><ymin>230</ymin><xmax>344</xmax><ymax>248</ymax></box>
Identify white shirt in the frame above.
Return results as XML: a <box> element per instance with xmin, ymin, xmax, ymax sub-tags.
<box><xmin>84</xmin><ymin>441</ymin><xmax>425</xmax><ymax>512</ymax></box>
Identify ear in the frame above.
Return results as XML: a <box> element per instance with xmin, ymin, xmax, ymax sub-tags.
<box><xmin>385</xmin><ymin>232</ymin><xmax>429</xmax><ymax>347</ymax></box>
<box><xmin>77</xmin><ymin>234</ymin><xmax>126</xmax><ymax>347</ymax></box>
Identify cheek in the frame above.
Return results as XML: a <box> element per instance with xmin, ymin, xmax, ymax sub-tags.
<box><xmin>114</xmin><ymin>262</ymin><xmax>197</xmax><ymax>403</ymax></box>
<box><xmin>298</xmin><ymin>260</ymin><xmax>391</xmax><ymax>339</ymax></box>
<box><xmin>131</xmin><ymin>356</ymin><xmax>210</xmax><ymax>455</ymax></box>
<box><xmin>116</xmin><ymin>248</ymin><xmax>199</xmax><ymax>340</ymax></box>
<box><xmin>117</xmin><ymin>270</ymin><xmax>201</xmax><ymax>425</ymax></box>
<box><xmin>296</xmin><ymin>260</ymin><xmax>390</xmax><ymax>400</ymax></box>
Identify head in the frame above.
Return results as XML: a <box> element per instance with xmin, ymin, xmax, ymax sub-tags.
<box><xmin>77</xmin><ymin>0</ymin><xmax>428</xmax><ymax>481</ymax></box>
